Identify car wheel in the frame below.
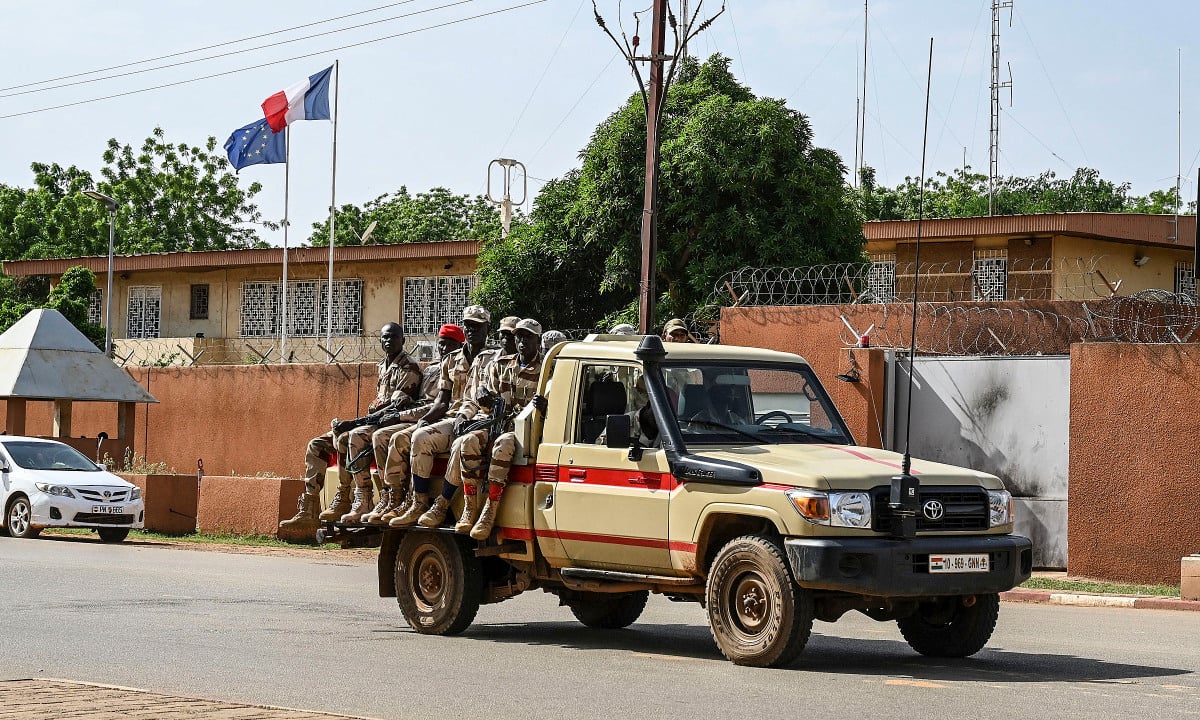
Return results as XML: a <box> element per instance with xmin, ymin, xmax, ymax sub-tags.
<box><xmin>98</xmin><ymin>527</ymin><xmax>130</xmax><ymax>543</ymax></box>
<box><xmin>394</xmin><ymin>530</ymin><xmax>482</xmax><ymax>635</ymax></box>
<box><xmin>706</xmin><ymin>534</ymin><xmax>812</xmax><ymax>667</ymax></box>
<box><xmin>567</xmin><ymin>591</ymin><xmax>649</xmax><ymax>629</ymax></box>
<box><xmin>897</xmin><ymin>593</ymin><xmax>1000</xmax><ymax>658</ymax></box>
<box><xmin>7</xmin><ymin>496</ymin><xmax>41</xmax><ymax>539</ymax></box>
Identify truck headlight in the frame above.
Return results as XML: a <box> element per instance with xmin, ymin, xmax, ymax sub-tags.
<box><xmin>34</xmin><ymin>482</ymin><xmax>75</xmax><ymax>498</ymax></box>
<box><xmin>787</xmin><ymin>490</ymin><xmax>873</xmax><ymax>528</ymax></box>
<box><xmin>988</xmin><ymin>489</ymin><xmax>1012</xmax><ymax>527</ymax></box>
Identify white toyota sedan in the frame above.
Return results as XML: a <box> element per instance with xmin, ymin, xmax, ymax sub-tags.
<box><xmin>0</xmin><ymin>436</ymin><xmax>145</xmax><ymax>542</ymax></box>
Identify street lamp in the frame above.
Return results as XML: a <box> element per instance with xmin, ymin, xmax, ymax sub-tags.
<box><xmin>82</xmin><ymin>189</ymin><xmax>117</xmax><ymax>356</ymax></box>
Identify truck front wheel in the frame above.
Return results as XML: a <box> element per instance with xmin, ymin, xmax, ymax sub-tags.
<box><xmin>896</xmin><ymin>593</ymin><xmax>1000</xmax><ymax>657</ymax></box>
<box><xmin>567</xmin><ymin>591</ymin><xmax>649</xmax><ymax>629</ymax></box>
<box><xmin>706</xmin><ymin>535</ymin><xmax>813</xmax><ymax>667</ymax></box>
<box><xmin>394</xmin><ymin>531</ymin><xmax>482</xmax><ymax>635</ymax></box>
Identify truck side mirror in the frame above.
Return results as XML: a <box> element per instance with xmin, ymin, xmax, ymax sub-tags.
<box><xmin>603</xmin><ymin>414</ymin><xmax>631</xmax><ymax>449</ymax></box>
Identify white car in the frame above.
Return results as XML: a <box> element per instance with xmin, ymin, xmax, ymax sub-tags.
<box><xmin>0</xmin><ymin>436</ymin><xmax>145</xmax><ymax>543</ymax></box>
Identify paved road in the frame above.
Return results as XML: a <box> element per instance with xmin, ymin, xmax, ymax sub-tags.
<box><xmin>3</xmin><ymin>536</ymin><xmax>1199</xmax><ymax>720</ymax></box>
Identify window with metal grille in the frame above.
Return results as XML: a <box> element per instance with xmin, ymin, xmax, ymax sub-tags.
<box><xmin>239</xmin><ymin>279</ymin><xmax>363</xmax><ymax>337</ymax></box>
<box><xmin>126</xmin><ymin>286</ymin><xmax>161</xmax><ymax>339</ymax></box>
<box><xmin>867</xmin><ymin>253</ymin><xmax>896</xmax><ymax>301</ymax></box>
<box><xmin>190</xmin><ymin>284</ymin><xmax>209</xmax><ymax>320</ymax></box>
<box><xmin>973</xmin><ymin>249</ymin><xmax>1008</xmax><ymax>301</ymax></box>
<box><xmin>402</xmin><ymin>275</ymin><xmax>479</xmax><ymax>335</ymax></box>
<box><xmin>87</xmin><ymin>290</ymin><xmax>102</xmax><ymax>325</ymax></box>
<box><xmin>1177</xmin><ymin>262</ymin><xmax>1196</xmax><ymax>300</ymax></box>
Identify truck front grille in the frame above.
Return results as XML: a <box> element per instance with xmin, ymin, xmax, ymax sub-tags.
<box><xmin>870</xmin><ymin>486</ymin><xmax>989</xmax><ymax>532</ymax></box>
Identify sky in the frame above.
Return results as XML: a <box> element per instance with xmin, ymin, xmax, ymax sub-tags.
<box><xmin>4</xmin><ymin>0</ymin><xmax>1200</xmax><ymax>249</ymax></box>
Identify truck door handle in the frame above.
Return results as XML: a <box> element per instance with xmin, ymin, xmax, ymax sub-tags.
<box><xmin>568</xmin><ymin>469</ymin><xmax>587</xmax><ymax>482</ymax></box>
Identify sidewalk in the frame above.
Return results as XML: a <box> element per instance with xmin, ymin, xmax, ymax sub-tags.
<box><xmin>1000</xmin><ymin>571</ymin><xmax>1200</xmax><ymax>612</ymax></box>
<box><xmin>0</xmin><ymin>679</ymin><xmax>381</xmax><ymax>720</ymax></box>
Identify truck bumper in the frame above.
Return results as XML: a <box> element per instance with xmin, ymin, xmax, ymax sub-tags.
<box><xmin>784</xmin><ymin>534</ymin><xmax>1033</xmax><ymax>597</ymax></box>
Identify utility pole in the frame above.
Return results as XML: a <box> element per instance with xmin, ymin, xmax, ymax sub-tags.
<box><xmin>989</xmin><ymin>0</ymin><xmax>1013</xmax><ymax>216</ymax></box>
<box><xmin>487</xmin><ymin>158</ymin><xmax>526</xmax><ymax>238</ymax></box>
<box><xmin>637</xmin><ymin>0</ymin><xmax>668</xmax><ymax>334</ymax></box>
<box><xmin>858</xmin><ymin>0</ymin><xmax>868</xmax><ymax>186</ymax></box>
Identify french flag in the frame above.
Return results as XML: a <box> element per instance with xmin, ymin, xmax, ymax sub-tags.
<box><xmin>261</xmin><ymin>66</ymin><xmax>333</xmax><ymax>132</ymax></box>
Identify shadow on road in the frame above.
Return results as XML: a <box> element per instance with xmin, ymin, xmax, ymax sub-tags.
<box><xmin>425</xmin><ymin>621</ymin><xmax>1192</xmax><ymax>683</ymax></box>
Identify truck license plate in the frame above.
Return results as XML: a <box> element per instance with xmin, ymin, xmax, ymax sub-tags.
<box><xmin>929</xmin><ymin>554</ymin><xmax>989</xmax><ymax>573</ymax></box>
<box><xmin>91</xmin><ymin>505</ymin><xmax>125</xmax><ymax>514</ymax></box>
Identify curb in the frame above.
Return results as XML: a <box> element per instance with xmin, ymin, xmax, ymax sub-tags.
<box><xmin>1001</xmin><ymin>589</ymin><xmax>1200</xmax><ymax>612</ymax></box>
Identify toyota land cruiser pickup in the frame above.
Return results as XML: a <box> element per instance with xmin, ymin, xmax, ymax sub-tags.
<box><xmin>373</xmin><ymin>334</ymin><xmax>1033</xmax><ymax>667</ymax></box>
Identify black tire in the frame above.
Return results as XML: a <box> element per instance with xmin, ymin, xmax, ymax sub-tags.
<box><xmin>567</xmin><ymin>591</ymin><xmax>649</xmax><ymax>629</ymax></box>
<box><xmin>6</xmin><ymin>496</ymin><xmax>41</xmax><ymax>539</ymax></box>
<box><xmin>394</xmin><ymin>530</ymin><xmax>482</xmax><ymax>635</ymax></box>
<box><xmin>897</xmin><ymin>593</ymin><xmax>1000</xmax><ymax>658</ymax></box>
<box><xmin>98</xmin><ymin>527</ymin><xmax>129</xmax><ymax>543</ymax></box>
<box><xmin>705</xmin><ymin>535</ymin><xmax>812</xmax><ymax>667</ymax></box>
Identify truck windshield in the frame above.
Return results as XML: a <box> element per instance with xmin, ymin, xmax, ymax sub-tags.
<box><xmin>661</xmin><ymin>363</ymin><xmax>851</xmax><ymax>446</ymax></box>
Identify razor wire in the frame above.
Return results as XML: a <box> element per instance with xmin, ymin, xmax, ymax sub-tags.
<box><xmin>1082</xmin><ymin>290</ymin><xmax>1200</xmax><ymax>344</ymax></box>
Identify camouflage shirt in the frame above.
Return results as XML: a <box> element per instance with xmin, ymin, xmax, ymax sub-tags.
<box><xmin>476</xmin><ymin>351</ymin><xmax>543</xmax><ymax>430</ymax></box>
<box><xmin>440</xmin><ymin>346</ymin><xmax>501</xmax><ymax>418</ymax></box>
<box><xmin>378</xmin><ymin>352</ymin><xmax>422</xmax><ymax>407</ymax></box>
<box><xmin>419</xmin><ymin>361</ymin><xmax>443</xmax><ymax>403</ymax></box>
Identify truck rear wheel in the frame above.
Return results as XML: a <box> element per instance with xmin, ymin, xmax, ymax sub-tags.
<box><xmin>567</xmin><ymin>591</ymin><xmax>649</xmax><ymax>629</ymax></box>
<box><xmin>394</xmin><ymin>531</ymin><xmax>482</xmax><ymax>635</ymax></box>
<box><xmin>706</xmin><ymin>535</ymin><xmax>812</xmax><ymax>667</ymax></box>
<box><xmin>896</xmin><ymin>593</ymin><xmax>999</xmax><ymax>658</ymax></box>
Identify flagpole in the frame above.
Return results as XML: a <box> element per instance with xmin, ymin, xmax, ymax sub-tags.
<box><xmin>326</xmin><ymin>60</ymin><xmax>339</xmax><ymax>353</ymax></box>
<box><xmin>281</xmin><ymin>128</ymin><xmax>290</xmax><ymax>364</ymax></box>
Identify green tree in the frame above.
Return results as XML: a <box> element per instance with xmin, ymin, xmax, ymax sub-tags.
<box><xmin>856</xmin><ymin>166</ymin><xmax>1193</xmax><ymax>220</ymax></box>
<box><xmin>307</xmin><ymin>186</ymin><xmax>502</xmax><ymax>246</ymax></box>
<box><xmin>0</xmin><ymin>127</ymin><xmax>272</xmax><ymax>260</ymax></box>
<box><xmin>0</xmin><ymin>266</ymin><xmax>104</xmax><ymax>348</ymax></box>
<box><xmin>474</xmin><ymin>54</ymin><xmax>865</xmax><ymax>329</ymax></box>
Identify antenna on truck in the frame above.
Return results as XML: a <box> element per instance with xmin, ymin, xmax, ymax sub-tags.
<box><xmin>889</xmin><ymin>37</ymin><xmax>934</xmax><ymax>539</ymax></box>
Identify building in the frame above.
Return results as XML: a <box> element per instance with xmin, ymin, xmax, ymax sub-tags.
<box><xmin>863</xmin><ymin>213</ymin><xmax>1197</xmax><ymax>302</ymax></box>
<box><xmin>2</xmin><ymin>241</ymin><xmax>480</xmax><ymax>364</ymax></box>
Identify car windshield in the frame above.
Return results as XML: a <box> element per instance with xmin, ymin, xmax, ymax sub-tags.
<box><xmin>661</xmin><ymin>362</ymin><xmax>851</xmax><ymax>446</ymax></box>
<box><xmin>2</xmin><ymin>441</ymin><xmax>101</xmax><ymax>471</ymax></box>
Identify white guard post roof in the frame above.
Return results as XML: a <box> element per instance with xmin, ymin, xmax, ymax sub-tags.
<box><xmin>0</xmin><ymin>309</ymin><xmax>158</xmax><ymax>403</ymax></box>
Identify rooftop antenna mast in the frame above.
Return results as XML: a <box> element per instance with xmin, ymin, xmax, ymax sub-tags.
<box><xmin>989</xmin><ymin>0</ymin><xmax>1013</xmax><ymax>216</ymax></box>
<box><xmin>890</xmin><ymin>38</ymin><xmax>934</xmax><ymax>540</ymax></box>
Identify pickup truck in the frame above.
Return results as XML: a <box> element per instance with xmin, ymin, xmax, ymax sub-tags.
<box><xmin>372</xmin><ymin>334</ymin><xmax>1032</xmax><ymax>668</ymax></box>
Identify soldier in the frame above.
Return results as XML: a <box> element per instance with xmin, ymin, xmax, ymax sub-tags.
<box><xmin>357</xmin><ymin>324</ymin><xmax>464</xmax><ymax>525</ymax></box>
<box><xmin>498</xmin><ymin>315</ymin><xmax>520</xmax><ymax>355</ymax></box>
<box><xmin>541</xmin><ymin>329</ymin><xmax>567</xmax><ymax>353</ymax></box>
<box><xmin>386</xmin><ymin>306</ymin><xmax>500</xmax><ymax>527</ymax></box>
<box><xmin>662</xmin><ymin>318</ymin><xmax>692</xmax><ymax>343</ymax></box>
<box><xmin>279</xmin><ymin>323</ymin><xmax>420</xmax><ymax>539</ymax></box>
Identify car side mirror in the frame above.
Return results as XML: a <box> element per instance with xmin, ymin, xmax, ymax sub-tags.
<box><xmin>604</xmin><ymin>414</ymin><xmax>631</xmax><ymax>449</ymax></box>
<box><xmin>0</xmin><ymin>458</ymin><xmax>10</xmax><ymax>473</ymax></box>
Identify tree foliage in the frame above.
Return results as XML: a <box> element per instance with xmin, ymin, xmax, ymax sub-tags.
<box><xmin>855</xmin><ymin>166</ymin><xmax>1194</xmax><ymax>220</ymax></box>
<box><xmin>0</xmin><ymin>266</ymin><xmax>104</xmax><ymax>348</ymax></box>
<box><xmin>474</xmin><ymin>55</ymin><xmax>865</xmax><ymax>329</ymax></box>
<box><xmin>307</xmin><ymin>186</ymin><xmax>502</xmax><ymax>246</ymax></box>
<box><xmin>0</xmin><ymin>127</ymin><xmax>271</xmax><ymax>261</ymax></box>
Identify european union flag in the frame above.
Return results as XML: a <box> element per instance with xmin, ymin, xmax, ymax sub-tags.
<box><xmin>224</xmin><ymin>117</ymin><xmax>286</xmax><ymax>171</ymax></box>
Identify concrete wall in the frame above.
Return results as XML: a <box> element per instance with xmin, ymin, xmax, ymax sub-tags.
<box><xmin>1068</xmin><ymin>342</ymin><xmax>1200</xmax><ymax>584</ymax></box>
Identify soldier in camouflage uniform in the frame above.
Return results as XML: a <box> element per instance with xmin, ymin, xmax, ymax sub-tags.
<box><xmin>423</xmin><ymin>318</ymin><xmax>545</xmax><ymax>537</ymax></box>
<box><xmin>386</xmin><ymin>306</ymin><xmax>500</xmax><ymax>527</ymax></box>
<box><xmin>497</xmin><ymin>315</ymin><xmax>520</xmax><ymax>355</ymax></box>
<box><xmin>359</xmin><ymin>324</ymin><xmax>464</xmax><ymax>525</ymax></box>
<box><xmin>279</xmin><ymin>323</ymin><xmax>420</xmax><ymax>539</ymax></box>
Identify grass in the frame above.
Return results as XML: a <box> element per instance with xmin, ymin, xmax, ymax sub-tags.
<box><xmin>1021</xmin><ymin>575</ymin><xmax>1180</xmax><ymax>598</ymax></box>
<box><xmin>41</xmin><ymin>527</ymin><xmax>331</xmax><ymax>549</ymax></box>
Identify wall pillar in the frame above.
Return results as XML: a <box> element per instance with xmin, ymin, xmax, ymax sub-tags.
<box><xmin>6</xmin><ymin>399</ymin><xmax>27</xmax><ymax>436</ymax></box>
<box><xmin>52</xmin><ymin>399</ymin><xmax>73</xmax><ymax>437</ymax></box>
<box><xmin>118</xmin><ymin>402</ymin><xmax>136</xmax><ymax>441</ymax></box>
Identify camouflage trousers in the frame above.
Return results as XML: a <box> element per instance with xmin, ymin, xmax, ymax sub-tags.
<box><xmin>451</xmin><ymin>429</ymin><xmax>518</xmax><ymax>499</ymax></box>
<box><xmin>408</xmin><ymin>417</ymin><xmax>457</xmax><ymax>481</ymax></box>
<box><xmin>372</xmin><ymin>405</ymin><xmax>433</xmax><ymax>490</ymax></box>
<box><xmin>303</xmin><ymin>430</ymin><xmax>352</xmax><ymax>496</ymax></box>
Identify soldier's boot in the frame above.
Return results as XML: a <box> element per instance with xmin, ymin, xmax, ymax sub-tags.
<box><xmin>417</xmin><ymin>496</ymin><xmax>452</xmax><ymax>528</ymax></box>
<box><xmin>339</xmin><ymin>481</ymin><xmax>375</xmax><ymax>524</ymax></box>
<box><xmin>278</xmin><ymin>493</ymin><xmax>321</xmax><ymax>539</ymax></box>
<box><xmin>360</xmin><ymin>487</ymin><xmax>391</xmax><ymax>525</ymax></box>
<box><xmin>389</xmin><ymin>492</ymin><xmax>429</xmax><ymax>528</ymax></box>
<box><xmin>317</xmin><ymin>485</ymin><xmax>353</xmax><ymax>521</ymax></box>
<box><xmin>454</xmin><ymin>482</ymin><xmax>480</xmax><ymax>534</ymax></box>
<box><xmin>379</xmin><ymin>486</ymin><xmax>412</xmax><ymax>525</ymax></box>
<box><xmin>470</xmin><ymin>495</ymin><xmax>501</xmax><ymax>541</ymax></box>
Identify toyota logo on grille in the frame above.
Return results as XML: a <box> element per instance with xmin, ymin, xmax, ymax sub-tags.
<box><xmin>103</xmin><ymin>490</ymin><xmax>111</xmax><ymax>498</ymax></box>
<box><xmin>922</xmin><ymin>500</ymin><xmax>944</xmax><ymax>520</ymax></box>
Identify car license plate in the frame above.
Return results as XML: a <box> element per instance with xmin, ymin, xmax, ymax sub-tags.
<box><xmin>929</xmin><ymin>554</ymin><xmax>989</xmax><ymax>574</ymax></box>
<box><xmin>91</xmin><ymin>505</ymin><xmax>125</xmax><ymax>514</ymax></box>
